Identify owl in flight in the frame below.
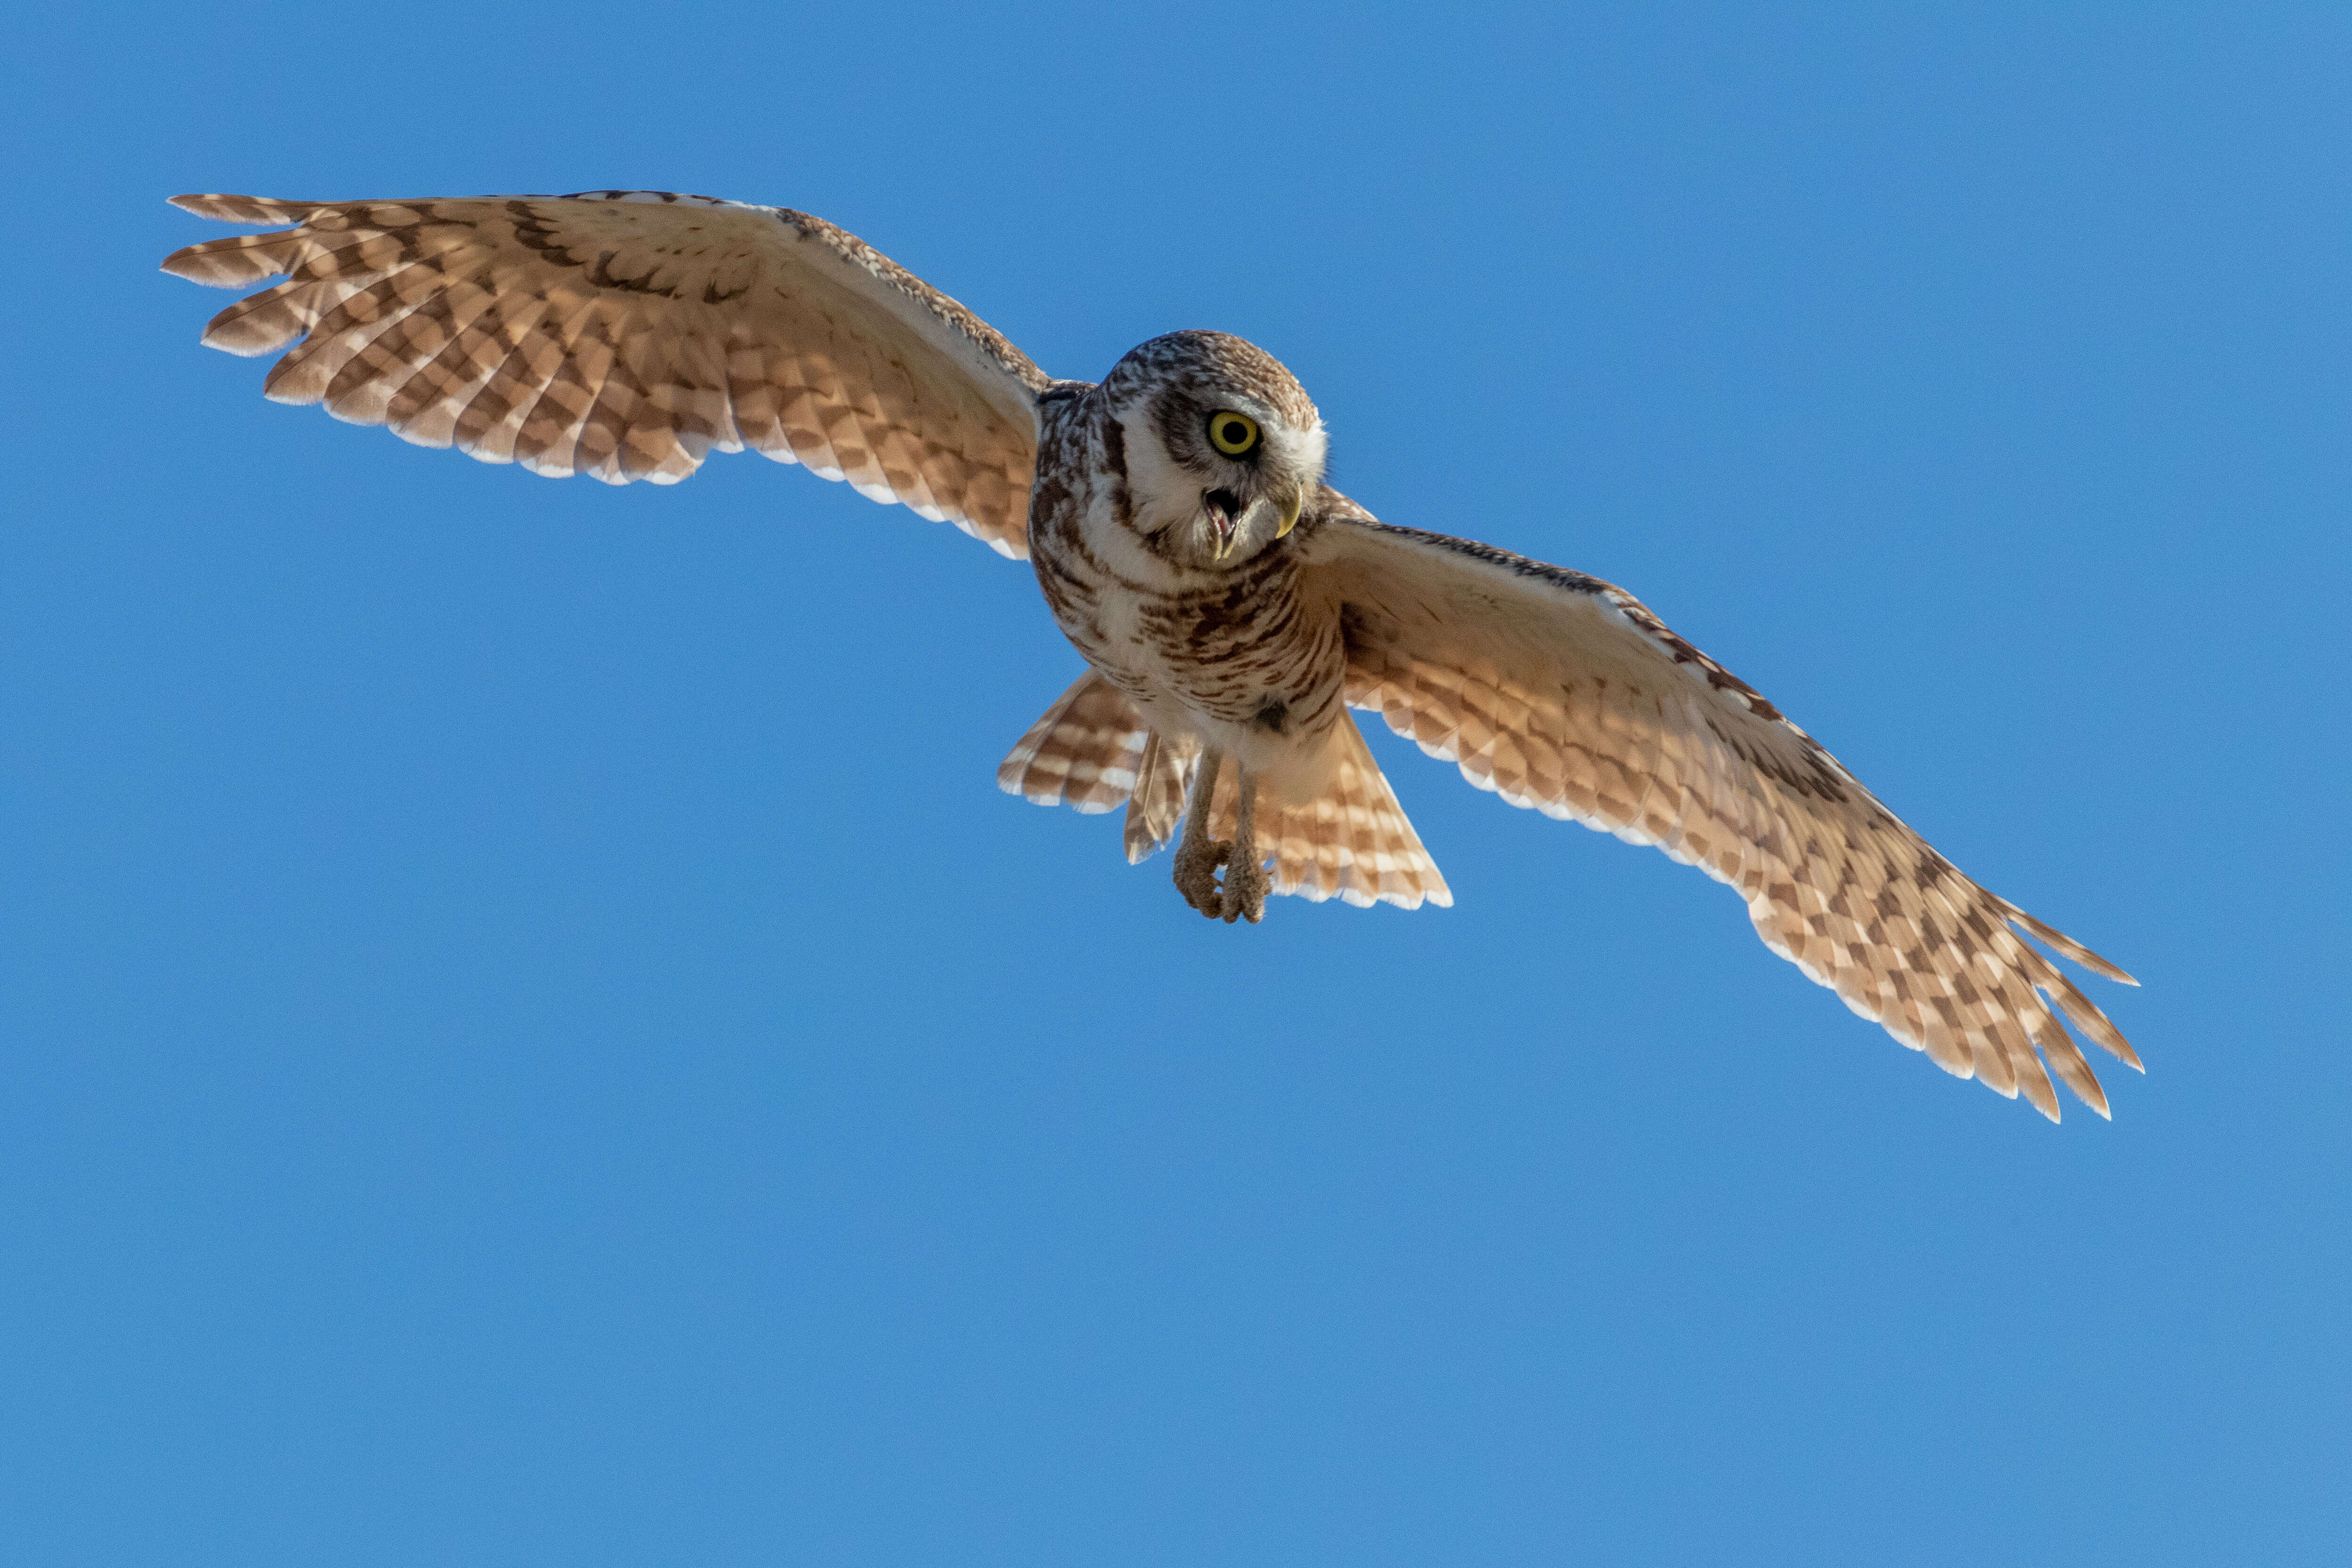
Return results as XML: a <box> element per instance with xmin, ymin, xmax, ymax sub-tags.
<box><xmin>161</xmin><ymin>189</ymin><xmax>2140</xmax><ymax>1119</ymax></box>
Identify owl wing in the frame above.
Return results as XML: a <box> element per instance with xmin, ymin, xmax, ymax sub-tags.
<box><xmin>1294</xmin><ymin>489</ymin><xmax>2140</xmax><ymax>1120</ymax></box>
<box><xmin>161</xmin><ymin>191</ymin><xmax>1053</xmax><ymax>557</ymax></box>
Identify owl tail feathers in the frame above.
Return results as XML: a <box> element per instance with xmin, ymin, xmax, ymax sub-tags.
<box><xmin>1131</xmin><ymin>713</ymin><xmax>1451</xmax><ymax>912</ymax></box>
<box><xmin>998</xmin><ymin>672</ymin><xmax>1449</xmax><ymax>912</ymax></box>
<box><xmin>1250</xmin><ymin>715</ymin><xmax>1451</xmax><ymax>911</ymax></box>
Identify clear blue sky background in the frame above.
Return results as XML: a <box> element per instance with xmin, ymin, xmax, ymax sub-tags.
<box><xmin>5</xmin><ymin>4</ymin><xmax>2347</xmax><ymax>1563</ymax></box>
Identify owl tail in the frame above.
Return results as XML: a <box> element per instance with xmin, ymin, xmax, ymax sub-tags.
<box><xmin>1209</xmin><ymin>714</ymin><xmax>1452</xmax><ymax>911</ymax></box>
<box><xmin>998</xmin><ymin>671</ymin><xmax>1449</xmax><ymax>911</ymax></box>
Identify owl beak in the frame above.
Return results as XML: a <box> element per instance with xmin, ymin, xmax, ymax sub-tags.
<box><xmin>1202</xmin><ymin>485</ymin><xmax>1302</xmax><ymax>560</ymax></box>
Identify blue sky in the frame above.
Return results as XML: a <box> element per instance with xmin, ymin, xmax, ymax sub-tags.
<box><xmin>5</xmin><ymin>3</ymin><xmax>2347</xmax><ymax>1562</ymax></box>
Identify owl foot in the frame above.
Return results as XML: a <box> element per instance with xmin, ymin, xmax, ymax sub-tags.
<box><xmin>1173</xmin><ymin>836</ymin><xmax>1232</xmax><ymax>918</ymax></box>
<box><xmin>1169</xmin><ymin>746</ymin><xmax>1269</xmax><ymax>924</ymax></box>
<box><xmin>1220</xmin><ymin>854</ymin><xmax>1269</xmax><ymax>924</ymax></box>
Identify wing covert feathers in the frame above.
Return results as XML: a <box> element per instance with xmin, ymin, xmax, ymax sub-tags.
<box><xmin>162</xmin><ymin>191</ymin><xmax>1048</xmax><ymax>555</ymax></box>
<box><xmin>1000</xmin><ymin>674</ymin><xmax>1448</xmax><ymax>911</ymax></box>
<box><xmin>1297</xmin><ymin>494</ymin><xmax>2138</xmax><ymax>1120</ymax></box>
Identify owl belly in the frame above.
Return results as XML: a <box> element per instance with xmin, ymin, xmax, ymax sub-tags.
<box><xmin>1072</xmin><ymin>567</ymin><xmax>1349</xmax><ymax>805</ymax></box>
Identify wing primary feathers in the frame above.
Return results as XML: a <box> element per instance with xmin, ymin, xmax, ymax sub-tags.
<box><xmin>2003</xmin><ymin>903</ymin><xmax>2139</xmax><ymax>986</ymax></box>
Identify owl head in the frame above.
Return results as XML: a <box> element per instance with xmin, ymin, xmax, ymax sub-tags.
<box><xmin>1099</xmin><ymin>330</ymin><xmax>1328</xmax><ymax>567</ymax></box>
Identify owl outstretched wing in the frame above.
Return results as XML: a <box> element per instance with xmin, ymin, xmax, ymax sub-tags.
<box><xmin>161</xmin><ymin>192</ymin><xmax>1053</xmax><ymax>556</ymax></box>
<box><xmin>1295</xmin><ymin>490</ymin><xmax>2140</xmax><ymax>1120</ymax></box>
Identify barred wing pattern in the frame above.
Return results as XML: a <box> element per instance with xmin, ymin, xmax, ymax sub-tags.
<box><xmin>997</xmin><ymin>671</ymin><xmax>1149</xmax><ymax>814</ymax></box>
<box><xmin>1299</xmin><ymin>496</ymin><xmax>2140</xmax><ymax>1119</ymax></box>
<box><xmin>161</xmin><ymin>192</ymin><xmax>1051</xmax><ymax>556</ymax></box>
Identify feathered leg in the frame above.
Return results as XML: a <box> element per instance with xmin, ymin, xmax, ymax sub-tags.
<box><xmin>1171</xmin><ymin>748</ymin><xmax>1230</xmax><ymax>918</ymax></box>
<box><xmin>1221</xmin><ymin>765</ymin><xmax>1269</xmax><ymax>924</ymax></box>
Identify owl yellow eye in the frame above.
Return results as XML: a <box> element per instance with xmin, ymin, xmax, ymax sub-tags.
<box><xmin>1207</xmin><ymin>410</ymin><xmax>1260</xmax><ymax>457</ymax></box>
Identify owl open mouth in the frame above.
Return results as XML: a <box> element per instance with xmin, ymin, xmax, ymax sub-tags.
<box><xmin>1202</xmin><ymin>487</ymin><xmax>1243</xmax><ymax>544</ymax></box>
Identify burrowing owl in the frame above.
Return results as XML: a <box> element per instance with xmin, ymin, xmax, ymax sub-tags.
<box><xmin>162</xmin><ymin>190</ymin><xmax>2140</xmax><ymax>1119</ymax></box>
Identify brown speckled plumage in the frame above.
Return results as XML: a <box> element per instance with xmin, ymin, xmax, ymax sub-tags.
<box><xmin>163</xmin><ymin>188</ymin><xmax>2139</xmax><ymax>1119</ymax></box>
